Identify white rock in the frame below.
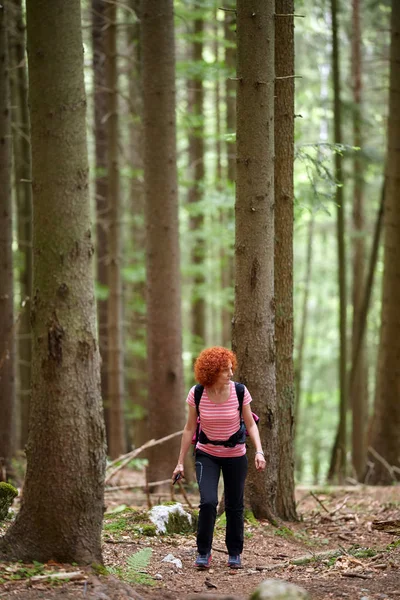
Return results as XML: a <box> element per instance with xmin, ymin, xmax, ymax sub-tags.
<box><xmin>161</xmin><ymin>553</ymin><xmax>183</xmax><ymax>569</ymax></box>
<box><xmin>154</xmin><ymin>573</ymin><xmax>163</xmax><ymax>580</ymax></box>
<box><xmin>148</xmin><ymin>502</ymin><xmax>192</xmax><ymax>534</ymax></box>
<box><xmin>251</xmin><ymin>579</ymin><xmax>310</xmax><ymax>600</ymax></box>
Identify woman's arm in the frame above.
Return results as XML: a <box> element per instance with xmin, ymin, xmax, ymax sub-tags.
<box><xmin>172</xmin><ymin>404</ymin><xmax>198</xmax><ymax>481</ymax></box>
<box><xmin>242</xmin><ymin>403</ymin><xmax>266</xmax><ymax>471</ymax></box>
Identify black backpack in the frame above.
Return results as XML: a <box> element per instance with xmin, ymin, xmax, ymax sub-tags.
<box><xmin>191</xmin><ymin>382</ymin><xmax>259</xmax><ymax>448</ymax></box>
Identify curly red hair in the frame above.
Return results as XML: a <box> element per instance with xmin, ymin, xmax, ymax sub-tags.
<box><xmin>194</xmin><ymin>346</ymin><xmax>237</xmax><ymax>387</ymax></box>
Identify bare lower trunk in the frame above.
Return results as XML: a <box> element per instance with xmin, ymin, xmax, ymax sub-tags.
<box><xmin>274</xmin><ymin>0</ymin><xmax>296</xmax><ymax>521</ymax></box>
<box><xmin>234</xmin><ymin>0</ymin><xmax>277</xmax><ymax>521</ymax></box>
<box><xmin>141</xmin><ymin>0</ymin><xmax>185</xmax><ymax>484</ymax></box>
<box><xmin>0</xmin><ymin>2</ymin><xmax>16</xmax><ymax>480</ymax></box>
<box><xmin>106</xmin><ymin>2</ymin><xmax>125</xmax><ymax>458</ymax></box>
<box><xmin>368</xmin><ymin>0</ymin><xmax>400</xmax><ymax>485</ymax></box>
<box><xmin>92</xmin><ymin>0</ymin><xmax>110</xmax><ymax>446</ymax></box>
<box><xmin>0</xmin><ymin>0</ymin><xmax>106</xmax><ymax>563</ymax></box>
<box><xmin>8</xmin><ymin>0</ymin><xmax>32</xmax><ymax>451</ymax></box>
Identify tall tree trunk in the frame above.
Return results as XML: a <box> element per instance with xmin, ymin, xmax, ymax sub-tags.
<box><xmin>0</xmin><ymin>0</ymin><xmax>106</xmax><ymax>562</ymax></box>
<box><xmin>350</xmin><ymin>0</ymin><xmax>367</xmax><ymax>481</ymax></box>
<box><xmin>368</xmin><ymin>0</ymin><xmax>400</xmax><ymax>485</ymax></box>
<box><xmin>105</xmin><ymin>1</ymin><xmax>125</xmax><ymax>458</ymax></box>
<box><xmin>187</xmin><ymin>16</ymin><xmax>206</xmax><ymax>354</ymax></box>
<box><xmin>233</xmin><ymin>0</ymin><xmax>277</xmax><ymax>521</ymax></box>
<box><xmin>92</xmin><ymin>0</ymin><xmax>110</xmax><ymax>447</ymax></box>
<box><xmin>329</xmin><ymin>0</ymin><xmax>347</xmax><ymax>483</ymax></box>
<box><xmin>221</xmin><ymin>4</ymin><xmax>236</xmax><ymax>347</ymax></box>
<box><xmin>127</xmin><ymin>0</ymin><xmax>148</xmax><ymax>448</ymax></box>
<box><xmin>0</xmin><ymin>2</ymin><xmax>16</xmax><ymax>480</ymax></box>
<box><xmin>141</xmin><ymin>0</ymin><xmax>185</xmax><ymax>484</ymax></box>
<box><xmin>8</xmin><ymin>0</ymin><xmax>32</xmax><ymax>451</ymax></box>
<box><xmin>274</xmin><ymin>0</ymin><xmax>296</xmax><ymax>521</ymax></box>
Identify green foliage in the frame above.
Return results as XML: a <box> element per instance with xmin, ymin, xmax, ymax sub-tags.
<box><xmin>244</xmin><ymin>510</ymin><xmax>260</xmax><ymax>527</ymax></box>
<box><xmin>0</xmin><ymin>561</ymin><xmax>46</xmax><ymax>584</ymax></box>
<box><xmin>0</xmin><ymin>482</ymin><xmax>18</xmax><ymax>521</ymax></box>
<box><xmin>109</xmin><ymin>548</ymin><xmax>155</xmax><ymax>587</ymax></box>
<box><xmin>91</xmin><ymin>563</ymin><xmax>108</xmax><ymax>576</ymax></box>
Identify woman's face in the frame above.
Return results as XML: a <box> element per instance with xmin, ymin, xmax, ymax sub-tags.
<box><xmin>215</xmin><ymin>361</ymin><xmax>233</xmax><ymax>387</ymax></box>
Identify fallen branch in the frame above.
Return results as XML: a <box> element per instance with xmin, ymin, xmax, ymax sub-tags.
<box><xmin>105</xmin><ymin>430</ymin><xmax>183</xmax><ymax>483</ymax></box>
<box><xmin>105</xmin><ymin>478</ymin><xmax>172</xmax><ymax>492</ymax></box>
<box><xmin>256</xmin><ymin>548</ymin><xmax>343</xmax><ymax>570</ymax></box>
<box><xmin>30</xmin><ymin>571</ymin><xmax>85</xmax><ymax>582</ymax></box>
<box><xmin>310</xmin><ymin>491</ymin><xmax>330</xmax><ymax>514</ymax></box>
<box><xmin>342</xmin><ymin>571</ymin><xmax>372</xmax><ymax>580</ymax></box>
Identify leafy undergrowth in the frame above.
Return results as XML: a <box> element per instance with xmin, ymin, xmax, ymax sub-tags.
<box><xmin>0</xmin><ymin>485</ymin><xmax>399</xmax><ymax>599</ymax></box>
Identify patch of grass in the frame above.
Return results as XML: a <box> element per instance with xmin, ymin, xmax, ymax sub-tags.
<box><xmin>351</xmin><ymin>547</ymin><xmax>377</xmax><ymax>559</ymax></box>
<box><xmin>103</xmin><ymin>517</ymin><xmax>128</xmax><ymax>532</ymax></box>
<box><xmin>0</xmin><ymin>561</ymin><xmax>46</xmax><ymax>584</ymax></box>
<box><xmin>244</xmin><ymin>510</ymin><xmax>259</xmax><ymax>527</ymax></box>
<box><xmin>91</xmin><ymin>562</ymin><xmax>109</xmax><ymax>576</ymax></box>
<box><xmin>273</xmin><ymin>525</ymin><xmax>294</xmax><ymax>539</ymax></box>
<box><xmin>386</xmin><ymin>539</ymin><xmax>400</xmax><ymax>551</ymax></box>
<box><xmin>244</xmin><ymin>531</ymin><xmax>254</xmax><ymax>539</ymax></box>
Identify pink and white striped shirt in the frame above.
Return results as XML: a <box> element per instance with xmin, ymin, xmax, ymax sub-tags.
<box><xmin>186</xmin><ymin>381</ymin><xmax>252</xmax><ymax>457</ymax></box>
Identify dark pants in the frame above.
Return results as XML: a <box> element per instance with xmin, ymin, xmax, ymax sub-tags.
<box><xmin>195</xmin><ymin>450</ymin><xmax>248</xmax><ymax>555</ymax></box>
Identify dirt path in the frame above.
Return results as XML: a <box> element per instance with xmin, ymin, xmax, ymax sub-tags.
<box><xmin>1</xmin><ymin>485</ymin><xmax>399</xmax><ymax>599</ymax></box>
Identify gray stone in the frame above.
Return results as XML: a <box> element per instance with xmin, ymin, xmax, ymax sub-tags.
<box><xmin>250</xmin><ymin>579</ymin><xmax>310</xmax><ymax>600</ymax></box>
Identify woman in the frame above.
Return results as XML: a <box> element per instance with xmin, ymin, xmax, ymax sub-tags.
<box><xmin>172</xmin><ymin>346</ymin><xmax>266</xmax><ymax>570</ymax></box>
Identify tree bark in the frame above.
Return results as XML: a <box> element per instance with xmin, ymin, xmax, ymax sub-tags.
<box><xmin>368</xmin><ymin>0</ymin><xmax>400</xmax><ymax>485</ymax></box>
<box><xmin>0</xmin><ymin>0</ymin><xmax>106</xmax><ymax>563</ymax></box>
<box><xmin>187</xmin><ymin>16</ymin><xmax>206</xmax><ymax>353</ymax></box>
<box><xmin>233</xmin><ymin>0</ymin><xmax>277</xmax><ymax>521</ymax></box>
<box><xmin>92</xmin><ymin>0</ymin><xmax>110</xmax><ymax>447</ymax></box>
<box><xmin>350</xmin><ymin>0</ymin><xmax>367</xmax><ymax>481</ymax></box>
<box><xmin>8</xmin><ymin>0</ymin><xmax>32</xmax><ymax>452</ymax></box>
<box><xmin>141</xmin><ymin>0</ymin><xmax>185</xmax><ymax>484</ymax></box>
<box><xmin>274</xmin><ymin>0</ymin><xmax>296</xmax><ymax>521</ymax></box>
<box><xmin>0</xmin><ymin>1</ymin><xmax>16</xmax><ymax>480</ymax></box>
<box><xmin>221</xmin><ymin>4</ymin><xmax>236</xmax><ymax>347</ymax></box>
<box><xmin>105</xmin><ymin>1</ymin><xmax>126</xmax><ymax>458</ymax></box>
<box><xmin>126</xmin><ymin>0</ymin><xmax>148</xmax><ymax>449</ymax></box>
<box><xmin>328</xmin><ymin>0</ymin><xmax>347</xmax><ymax>483</ymax></box>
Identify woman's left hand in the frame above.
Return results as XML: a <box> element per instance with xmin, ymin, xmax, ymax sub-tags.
<box><xmin>255</xmin><ymin>452</ymin><xmax>266</xmax><ymax>471</ymax></box>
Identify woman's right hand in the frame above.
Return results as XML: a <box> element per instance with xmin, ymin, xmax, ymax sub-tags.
<box><xmin>172</xmin><ymin>463</ymin><xmax>184</xmax><ymax>484</ymax></box>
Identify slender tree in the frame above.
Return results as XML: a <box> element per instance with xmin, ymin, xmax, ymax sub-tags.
<box><xmin>141</xmin><ymin>0</ymin><xmax>185</xmax><ymax>483</ymax></box>
<box><xmin>8</xmin><ymin>0</ymin><xmax>32</xmax><ymax>450</ymax></box>
<box><xmin>350</xmin><ymin>0</ymin><xmax>367</xmax><ymax>481</ymax></box>
<box><xmin>274</xmin><ymin>0</ymin><xmax>296</xmax><ymax>521</ymax></box>
<box><xmin>92</xmin><ymin>0</ymin><xmax>110</xmax><ymax>444</ymax></box>
<box><xmin>368</xmin><ymin>0</ymin><xmax>400</xmax><ymax>485</ymax></box>
<box><xmin>328</xmin><ymin>0</ymin><xmax>347</xmax><ymax>483</ymax></box>
<box><xmin>105</xmin><ymin>1</ymin><xmax>125</xmax><ymax>458</ymax></box>
<box><xmin>0</xmin><ymin>0</ymin><xmax>106</xmax><ymax>562</ymax></box>
<box><xmin>233</xmin><ymin>0</ymin><xmax>277</xmax><ymax>521</ymax></box>
<box><xmin>187</xmin><ymin>16</ymin><xmax>206</xmax><ymax>354</ymax></box>
<box><xmin>0</xmin><ymin>1</ymin><xmax>16</xmax><ymax>480</ymax></box>
<box><xmin>126</xmin><ymin>0</ymin><xmax>148</xmax><ymax>448</ymax></box>
<box><xmin>221</xmin><ymin>3</ymin><xmax>236</xmax><ymax>347</ymax></box>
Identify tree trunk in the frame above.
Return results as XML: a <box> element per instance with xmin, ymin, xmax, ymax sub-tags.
<box><xmin>126</xmin><ymin>0</ymin><xmax>148</xmax><ymax>449</ymax></box>
<box><xmin>187</xmin><ymin>17</ymin><xmax>206</xmax><ymax>354</ymax></box>
<box><xmin>274</xmin><ymin>0</ymin><xmax>297</xmax><ymax>521</ymax></box>
<box><xmin>8</xmin><ymin>0</ymin><xmax>32</xmax><ymax>452</ymax></box>
<box><xmin>221</xmin><ymin>4</ymin><xmax>236</xmax><ymax>348</ymax></box>
<box><xmin>141</xmin><ymin>0</ymin><xmax>185</xmax><ymax>484</ymax></box>
<box><xmin>0</xmin><ymin>2</ymin><xmax>16</xmax><ymax>480</ymax></box>
<box><xmin>92</xmin><ymin>0</ymin><xmax>110</xmax><ymax>448</ymax></box>
<box><xmin>0</xmin><ymin>0</ymin><xmax>106</xmax><ymax>562</ymax></box>
<box><xmin>368</xmin><ymin>0</ymin><xmax>400</xmax><ymax>485</ymax></box>
<box><xmin>350</xmin><ymin>0</ymin><xmax>367</xmax><ymax>481</ymax></box>
<box><xmin>105</xmin><ymin>1</ymin><xmax>126</xmax><ymax>458</ymax></box>
<box><xmin>233</xmin><ymin>0</ymin><xmax>277</xmax><ymax>521</ymax></box>
<box><xmin>328</xmin><ymin>0</ymin><xmax>347</xmax><ymax>483</ymax></box>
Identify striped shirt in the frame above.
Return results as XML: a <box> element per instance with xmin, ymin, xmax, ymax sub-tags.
<box><xmin>186</xmin><ymin>381</ymin><xmax>252</xmax><ymax>458</ymax></box>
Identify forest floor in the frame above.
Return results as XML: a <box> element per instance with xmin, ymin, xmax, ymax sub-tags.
<box><xmin>0</xmin><ymin>473</ymin><xmax>399</xmax><ymax>600</ymax></box>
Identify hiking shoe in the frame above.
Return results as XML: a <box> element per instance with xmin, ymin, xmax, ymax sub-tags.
<box><xmin>228</xmin><ymin>554</ymin><xmax>242</xmax><ymax>569</ymax></box>
<box><xmin>195</xmin><ymin>552</ymin><xmax>212</xmax><ymax>569</ymax></box>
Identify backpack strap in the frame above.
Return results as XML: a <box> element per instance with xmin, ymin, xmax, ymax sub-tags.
<box><xmin>194</xmin><ymin>384</ymin><xmax>204</xmax><ymax>416</ymax></box>
<box><xmin>234</xmin><ymin>382</ymin><xmax>245</xmax><ymax>417</ymax></box>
